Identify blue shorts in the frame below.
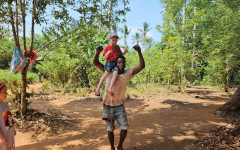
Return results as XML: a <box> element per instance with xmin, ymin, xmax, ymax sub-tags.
<box><xmin>104</xmin><ymin>61</ymin><xmax>118</xmax><ymax>72</ymax></box>
<box><xmin>102</xmin><ymin>104</ymin><xmax>129</xmax><ymax>132</ymax></box>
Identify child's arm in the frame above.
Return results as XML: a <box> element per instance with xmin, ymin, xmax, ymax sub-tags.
<box><xmin>14</xmin><ymin>127</ymin><xmax>16</xmax><ymax>136</ymax></box>
<box><xmin>104</xmin><ymin>50</ymin><xmax>113</xmax><ymax>60</ymax></box>
<box><xmin>123</xmin><ymin>49</ymin><xmax>128</xmax><ymax>55</ymax></box>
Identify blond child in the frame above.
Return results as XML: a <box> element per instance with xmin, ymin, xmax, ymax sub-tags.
<box><xmin>95</xmin><ymin>33</ymin><xmax>128</xmax><ymax>96</ymax></box>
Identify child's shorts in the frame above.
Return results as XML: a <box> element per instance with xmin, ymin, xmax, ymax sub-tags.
<box><xmin>104</xmin><ymin>61</ymin><xmax>118</xmax><ymax>72</ymax></box>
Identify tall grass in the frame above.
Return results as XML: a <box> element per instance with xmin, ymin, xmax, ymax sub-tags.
<box><xmin>0</xmin><ymin>70</ymin><xmax>38</xmax><ymax>84</ymax></box>
<box><xmin>0</xmin><ymin>70</ymin><xmax>38</xmax><ymax>101</ymax></box>
<box><xmin>127</xmin><ymin>83</ymin><xmax>180</xmax><ymax>96</ymax></box>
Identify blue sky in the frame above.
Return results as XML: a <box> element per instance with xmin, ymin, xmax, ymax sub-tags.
<box><xmin>117</xmin><ymin>0</ymin><xmax>164</xmax><ymax>49</ymax></box>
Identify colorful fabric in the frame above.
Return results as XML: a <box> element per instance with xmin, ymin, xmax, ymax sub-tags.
<box><xmin>0</xmin><ymin>112</ymin><xmax>7</xmax><ymax>150</ymax></box>
<box><xmin>10</xmin><ymin>48</ymin><xmax>28</xmax><ymax>74</ymax></box>
<box><xmin>24</xmin><ymin>50</ymin><xmax>38</xmax><ymax>63</ymax></box>
<box><xmin>0</xmin><ymin>101</ymin><xmax>15</xmax><ymax>149</ymax></box>
<box><xmin>2</xmin><ymin>111</ymin><xmax>11</xmax><ymax>124</ymax></box>
<box><xmin>103</xmin><ymin>45</ymin><xmax>123</xmax><ymax>62</ymax></box>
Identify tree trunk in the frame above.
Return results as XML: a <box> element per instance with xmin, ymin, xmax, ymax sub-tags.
<box><xmin>99</xmin><ymin>0</ymin><xmax>102</xmax><ymax>31</ymax></box>
<box><xmin>192</xmin><ymin>6</ymin><xmax>196</xmax><ymax>69</ymax></box>
<box><xmin>15</xmin><ymin>0</ymin><xmax>20</xmax><ymax>48</ymax></box>
<box><xmin>20</xmin><ymin>0</ymin><xmax>27</xmax><ymax>52</ymax></box>
<box><xmin>123</xmin><ymin>0</ymin><xmax>126</xmax><ymax>47</ymax></box>
<box><xmin>8</xmin><ymin>0</ymin><xmax>21</xmax><ymax>51</ymax></box>
<box><xmin>179</xmin><ymin>0</ymin><xmax>186</xmax><ymax>91</ymax></box>
<box><xmin>168</xmin><ymin>79</ymin><xmax>170</xmax><ymax>90</ymax></box>
<box><xmin>222</xmin><ymin>71</ymin><xmax>229</xmax><ymax>92</ymax></box>
<box><xmin>20</xmin><ymin>0</ymin><xmax>35</xmax><ymax>115</ymax></box>
<box><xmin>217</xmin><ymin>86</ymin><xmax>240</xmax><ymax>115</ymax></box>
<box><xmin>108</xmin><ymin>0</ymin><xmax>112</xmax><ymax>31</ymax></box>
<box><xmin>30</xmin><ymin>0</ymin><xmax>36</xmax><ymax>54</ymax></box>
<box><xmin>21</xmin><ymin>64</ymin><xmax>28</xmax><ymax>115</ymax></box>
<box><xmin>182</xmin><ymin>0</ymin><xmax>186</xmax><ymax>44</ymax></box>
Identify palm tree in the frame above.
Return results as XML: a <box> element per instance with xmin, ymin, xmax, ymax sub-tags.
<box><xmin>145</xmin><ymin>37</ymin><xmax>154</xmax><ymax>50</ymax></box>
<box><xmin>138</xmin><ymin>22</ymin><xmax>151</xmax><ymax>47</ymax></box>
<box><xmin>99</xmin><ymin>0</ymin><xmax>103</xmax><ymax>31</ymax></box>
<box><xmin>145</xmin><ymin>37</ymin><xmax>154</xmax><ymax>55</ymax></box>
<box><xmin>132</xmin><ymin>32</ymin><xmax>141</xmax><ymax>45</ymax></box>
<box><xmin>119</xmin><ymin>25</ymin><xmax>131</xmax><ymax>48</ymax></box>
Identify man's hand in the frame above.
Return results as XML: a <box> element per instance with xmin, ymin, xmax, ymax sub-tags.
<box><xmin>96</xmin><ymin>46</ymin><xmax>103</xmax><ymax>53</ymax></box>
<box><xmin>133</xmin><ymin>45</ymin><xmax>141</xmax><ymax>52</ymax></box>
<box><xmin>94</xmin><ymin>46</ymin><xmax>104</xmax><ymax>71</ymax></box>
<box><xmin>132</xmin><ymin>44</ymin><xmax>145</xmax><ymax>76</ymax></box>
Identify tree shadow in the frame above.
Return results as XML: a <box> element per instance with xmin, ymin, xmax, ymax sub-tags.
<box><xmin>185</xmin><ymin>86</ymin><xmax>232</xmax><ymax>102</ymax></box>
<box><xmin>186</xmin><ymin>89</ymin><xmax>215</xmax><ymax>95</ymax></box>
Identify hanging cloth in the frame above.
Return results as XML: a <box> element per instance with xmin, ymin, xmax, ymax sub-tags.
<box><xmin>10</xmin><ymin>48</ymin><xmax>28</xmax><ymax>74</ymax></box>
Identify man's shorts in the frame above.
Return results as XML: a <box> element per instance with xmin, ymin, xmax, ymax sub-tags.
<box><xmin>104</xmin><ymin>61</ymin><xmax>118</xmax><ymax>72</ymax></box>
<box><xmin>102</xmin><ymin>104</ymin><xmax>129</xmax><ymax>132</ymax></box>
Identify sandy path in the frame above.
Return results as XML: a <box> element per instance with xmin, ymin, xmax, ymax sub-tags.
<box><xmin>15</xmin><ymin>86</ymin><xmax>232</xmax><ymax>150</ymax></box>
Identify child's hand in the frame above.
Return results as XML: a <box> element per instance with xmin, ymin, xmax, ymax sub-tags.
<box><xmin>0</xmin><ymin>137</ymin><xmax>7</xmax><ymax>145</ymax></box>
<box><xmin>8</xmin><ymin>116</ymin><xmax>13</xmax><ymax>126</ymax></box>
<box><xmin>109</xmin><ymin>39</ymin><xmax>113</xmax><ymax>46</ymax></box>
<box><xmin>124</xmin><ymin>49</ymin><xmax>128</xmax><ymax>54</ymax></box>
<box><xmin>108</xmin><ymin>50</ymin><xmax>113</xmax><ymax>54</ymax></box>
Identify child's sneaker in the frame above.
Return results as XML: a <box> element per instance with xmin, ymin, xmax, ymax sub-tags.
<box><xmin>95</xmin><ymin>91</ymin><xmax>100</xmax><ymax>96</ymax></box>
<box><xmin>106</xmin><ymin>89</ymin><xmax>113</xmax><ymax>95</ymax></box>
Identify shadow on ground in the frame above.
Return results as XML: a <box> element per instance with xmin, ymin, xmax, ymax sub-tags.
<box><xmin>16</xmin><ymin>92</ymin><xmax>229</xmax><ymax>150</ymax></box>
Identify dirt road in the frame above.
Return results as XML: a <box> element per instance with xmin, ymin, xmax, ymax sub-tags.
<box><xmin>15</xmin><ymin>86</ymin><xmax>232</xmax><ymax>150</ymax></box>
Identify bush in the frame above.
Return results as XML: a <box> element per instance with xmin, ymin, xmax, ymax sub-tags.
<box><xmin>0</xmin><ymin>70</ymin><xmax>38</xmax><ymax>101</ymax></box>
<box><xmin>200</xmin><ymin>75</ymin><xmax>217</xmax><ymax>86</ymax></box>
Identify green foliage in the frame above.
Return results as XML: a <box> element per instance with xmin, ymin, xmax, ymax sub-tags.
<box><xmin>36</xmin><ymin>25</ymin><xmax>108</xmax><ymax>91</ymax></box>
<box><xmin>127</xmin><ymin>83</ymin><xmax>180</xmax><ymax>96</ymax></box>
<box><xmin>0</xmin><ymin>32</ymin><xmax>15</xmax><ymax>69</ymax></box>
<box><xmin>40</xmin><ymin>82</ymin><xmax>50</xmax><ymax>94</ymax></box>
<box><xmin>76</xmin><ymin>87</ymin><xmax>90</xmax><ymax>97</ymax></box>
<box><xmin>1</xmin><ymin>0</ymin><xmax>239</xmax><ymax>96</ymax></box>
<box><xmin>158</xmin><ymin>0</ymin><xmax>240</xmax><ymax>90</ymax></box>
<box><xmin>36</xmin><ymin>54</ymin><xmax>79</xmax><ymax>87</ymax></box>
<box><xmin>0</xmin><ymin>70</ymin><xmax>37</xmax><ymax>100</ymax></box>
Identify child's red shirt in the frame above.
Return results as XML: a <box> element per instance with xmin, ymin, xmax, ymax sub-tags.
<box><xmin>103</xmin><ymin>45</ymin><xmax>123</xmax><ymax>62</ymax></box>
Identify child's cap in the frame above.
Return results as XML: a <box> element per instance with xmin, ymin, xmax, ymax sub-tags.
<box><xmin>0</xmin><ymin>82</ymin><xmax>6</xmax><ymax>89</ymax></box>
<box><xmin>109</xmin><ymin>33</ymin><xmax>119</xmax><ymax>39</ymax></box>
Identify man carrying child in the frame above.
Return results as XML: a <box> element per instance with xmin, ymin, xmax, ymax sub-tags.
<box><xmin>93</xmin><ymin>44</ymin><xmax>145</xmax><ymax>150</ymax></box>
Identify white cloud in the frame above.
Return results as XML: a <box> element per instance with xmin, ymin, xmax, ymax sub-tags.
<box><xmin>147</xmin><ymin>32</ymin><xmax>153</xmax><ymax>38</ymax></box>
